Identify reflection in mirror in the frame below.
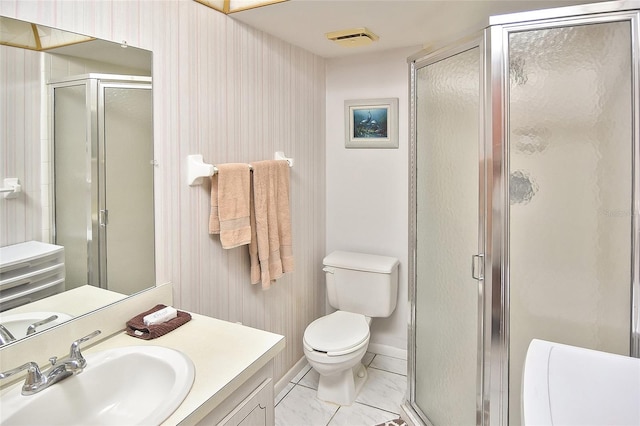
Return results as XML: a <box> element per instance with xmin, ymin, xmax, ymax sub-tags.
<box><xmin>0</xmin><ymin>17</ymin><xmax>155</xmax><ymax>345</ymax></box>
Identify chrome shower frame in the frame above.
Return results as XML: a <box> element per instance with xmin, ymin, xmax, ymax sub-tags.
<box><xmin>406</xmin><ymin>2</ymin><xmax>640</xmax><ymax>425</ymax></box>
<box><xmin>49</xmin><ymin>74</ymin><xmax>153</xmax><ymax>289</ymax></box>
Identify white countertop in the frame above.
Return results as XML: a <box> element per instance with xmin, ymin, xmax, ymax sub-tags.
<box><xmin>84</xmin><ymin>312</ymin><xmax>285</xmax><ymax>425</ymax></box>
<box><xmin>1</xmin><ymin>285</ymin><xmax>127</xmax><ymax>318</ymax></box>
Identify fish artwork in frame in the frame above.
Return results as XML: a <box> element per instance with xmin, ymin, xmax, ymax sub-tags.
<box><xmin>345</xmin><ymin>98</ymin><xmax>398</xmax><ymax>149</ymax></box>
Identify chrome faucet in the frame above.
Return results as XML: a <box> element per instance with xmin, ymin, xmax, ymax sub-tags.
<box><xmin>25</xmin><ymin>314</ymin><xmax>59</xmax><ymax>336</ymax></box>
<box><xmin>53</xmin><ymin>329</ymin><xmax>101</xmax><ymax>371</ymax></box>
<box><xmin>0</xmin><ymin>315</ymin><xmax>60</xmax><ymax>346</ymax></box>
<box><xmin>0</xmin><ymin>324</ymin><xmax>16</xmax><ymax>346</ymax></box>
<box><xmin>0</xmin><ymin>329</ymin><xmax>101</xmax><ymax>395</ymax></box>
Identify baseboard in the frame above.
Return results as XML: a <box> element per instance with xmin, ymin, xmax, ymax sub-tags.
<box><xmin>368</xmin><ymin>343</ymin><xmax>407</xmax><ymax>360</ymax></box>
<box><xmin>275</xmin><ymin>356</ymin><xmax>308</xmax><ymax>396</ymax></box>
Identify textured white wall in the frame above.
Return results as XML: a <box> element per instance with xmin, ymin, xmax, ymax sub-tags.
<box><xmin>1</xmin><ymin>0</ymin><xmax>326</xmax><ymax>381</ymax></box>
<box><xmin>0</xmin><ymin>45</ymin><xmax>42</xmax><ymax>246</ymax></box>
<box><xmin>326</xmin><ymin>47</ymin><xmax>419</xmax><ymax>352</ymax></box>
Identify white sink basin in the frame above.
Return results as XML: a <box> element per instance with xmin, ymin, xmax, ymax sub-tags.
<box><xmin>0</xmin><ymin>311</ymin><xmax>73</xmax><ymax>339</ymax></box>
<box><xmin>0</xmin><ymin>346</ymin><xmax>195</xmax><ymax>425</ymax></box>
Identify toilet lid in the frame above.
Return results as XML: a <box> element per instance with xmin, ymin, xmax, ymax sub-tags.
<box><xmin>304</xmin><ymin>311</ymin><xmax>369</xmax><ymax>355</ymax></box>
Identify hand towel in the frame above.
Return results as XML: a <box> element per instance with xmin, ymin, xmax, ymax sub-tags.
<box><xmin>209</xmin><ymin>163</ymin><xmax>252</xmax><ymax>249</ymax></box>
<box><xmin>249</xmin><ymin>160</ymin><xmax>294</xmax><ymax>289</ymax></box>
<box><xmin>125</xmin><ymin>304</ymin><xmax>192</xmax><ymax>340</ymax></box>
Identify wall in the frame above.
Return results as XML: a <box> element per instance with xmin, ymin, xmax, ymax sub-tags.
<box><xmin>326</xmin><ymin>46</ymin><xmax>419</xmax><ymax>353</ymax></box>
<box><xmin>0</xmin><ymin>0</ymin><xmax>326</xmax><ymax>382</ymax></box>
<box><xmin>0</xmin><ymin>45</ymin><xmax>42</xmax><ymax>246</ymax></box>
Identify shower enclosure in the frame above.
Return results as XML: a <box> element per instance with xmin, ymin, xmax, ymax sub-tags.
<box><xmin>49</xmin><ymin>74</ymin><xmax>154</xmax><ymax>295</ymax></box>
<box><xmin>407</xmin><ymin>2</ymin><xmax>639</xmax><ymax>425</ymax></box>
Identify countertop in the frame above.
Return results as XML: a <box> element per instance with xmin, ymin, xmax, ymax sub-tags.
<box><xmin>84</xmin><ymin>311</ymin><xmax>285</xmax><ymax>425</ymax></box>
<box><xmin>1</xmin><ymin>285</ymin><xmax>127</xmax><ymax>317</ymax></box>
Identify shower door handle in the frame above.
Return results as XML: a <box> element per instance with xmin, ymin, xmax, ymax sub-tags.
<box><xmin>472</xmin><ymin>254</ymin><xmax>484</xmax><ymax>281</ymax></box>
<box><xmin>99</xmin><ymin>209</ymin><xmax>109</xmax><ymax>228</ymax></box>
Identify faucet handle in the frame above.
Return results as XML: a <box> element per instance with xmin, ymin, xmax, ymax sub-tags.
<box><xmin>0</xmin><ymin>324</ymin><xmax>16</xmax><ymax>346</ymax></box>
<box><xmin>0</xmin><ymin>361</ymin><xmax>46</xmax><ymax>394</ymax></box>
<box><xmin>25</xmin><ymin>315</ymin><xmax>58</xmax><ymax>336</ymax></box>
<box><xmin>68</xmin><ymin>330</ymin><xmax>101</xmax><ymax>369</ymax></box>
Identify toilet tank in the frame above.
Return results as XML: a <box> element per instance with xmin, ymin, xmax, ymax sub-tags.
<box><xmin>323</xmin><ymin>251</ymin><xmax>399</xmax><ymax>317</ymax></box>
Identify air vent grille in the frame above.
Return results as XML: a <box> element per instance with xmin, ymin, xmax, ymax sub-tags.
<box><xmin>325</xmin><ymin>27</ymin><xmax>379</xmax><ymax>47</ymax></box>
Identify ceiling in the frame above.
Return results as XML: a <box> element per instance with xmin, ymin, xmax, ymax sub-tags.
<box><xmin>230</xmin><ymin>0</ymin><xmax>608</xmax><ymax>58</ymax></box>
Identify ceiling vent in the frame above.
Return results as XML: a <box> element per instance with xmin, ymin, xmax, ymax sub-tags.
<box><xmin>325</xmin><ymin>27</ymin><xmax>379</xmax><ymax>47</ymax></box>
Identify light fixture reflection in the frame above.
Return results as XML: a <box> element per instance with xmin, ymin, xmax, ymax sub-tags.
<box><xmin>0</xmin><ymin>16</ymin><xmax>93</xmax><ymax>51</ymax></box>
<box><xmin>195</xmin><ymin>0</ymin><xmax>288</xmax><ymax>14</ymax></box>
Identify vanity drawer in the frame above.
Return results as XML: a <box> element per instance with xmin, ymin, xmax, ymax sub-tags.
<box><xmin>0</xmin><ymin>241</ymin><xmax>64</xmax><ymax>272</ymax></box>
<box><xmin>0</xmin><ymin>262</ymin><xmax>65</xmax><ymax>291</ymax></box>
<box><xmin>0</xmin><ymin>251</ymin><xmax>64</xmax><ymax>276</ymax></box>
<box><xmin>0</xmin><ymin>241</ymin><xmax>66</xmax><ymax>311</ymax></box>
<box><xmin>0</xmin><ymin>278</ymin><xmax>65</xmax><ymax>311</ymax></box>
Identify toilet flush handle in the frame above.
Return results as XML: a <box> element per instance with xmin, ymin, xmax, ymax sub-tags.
<box><xmin>323</xmin><ymin>267</ymin><xmax>334</xmax><ymax>274</ymax></box>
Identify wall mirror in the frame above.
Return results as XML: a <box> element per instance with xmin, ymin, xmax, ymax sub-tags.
<box><xmin>0</xmin><ymin>16</ymin><xmax>155</xmax><ymax>346</ymax></box>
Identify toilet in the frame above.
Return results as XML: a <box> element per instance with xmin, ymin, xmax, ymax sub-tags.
<box><xmin>303</xmin><ymin>251</ymin><xmax>399</xmax><ymax>406</ymax></box>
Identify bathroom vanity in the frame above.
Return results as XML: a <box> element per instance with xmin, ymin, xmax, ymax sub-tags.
<box><xmin>0</xmin><ymin>285</ymin><xmax>285</xmax><ymax>426</ymax></box>
<box><xmin>88</xmin><ymin>313</ymin><xmax>285</xmax><ymax>425</ymax></box>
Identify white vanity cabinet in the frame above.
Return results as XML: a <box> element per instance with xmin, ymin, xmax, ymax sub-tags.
<box><xmin>0</xmin><ymin>241</ymin><xmax>65</xmax><ymax>311</ymax></box>
<box><xmin>222</xmin><ymin>379</ymin><xmax>272</xmax><ymax>426</ymax></box>
<box><xmin>151</xmin><ymin>314</ymin><xmax>285</xmax><ymax>426</ymax></box>
<box><xmin>196</xmin><ymin>364</ymin><xmax>275</xmax><ymax>426</ymax></box>
<box><xmin>0</xmin><ymin>288</ymin><xmax>285</xmax><ymax>426</ymax></box>
<box><xmin>78</xmin><ymin>312</ymin><xmax>286</xmax><ymax>426</ymax></box>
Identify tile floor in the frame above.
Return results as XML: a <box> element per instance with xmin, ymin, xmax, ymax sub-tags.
<box><xmin>275</xmin><ymin>352</ymin><xmax>407</xmax><ymax>426</ymax></box>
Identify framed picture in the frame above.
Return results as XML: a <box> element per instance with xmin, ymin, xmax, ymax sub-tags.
<box><xmin>345</xmin><ymin>98</ymin><xmax>398</xmax><ymax>149</ymax></box>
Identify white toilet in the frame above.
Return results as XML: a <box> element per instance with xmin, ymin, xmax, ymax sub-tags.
<box><xmin>303</xmin><ymin>251</ymin><xmax>399</xmax><ymax>406</ymax></box>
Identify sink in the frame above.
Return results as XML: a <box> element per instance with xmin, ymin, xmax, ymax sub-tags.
<box><xmin>0</xmin><ymin>346</ymin><xmax>195</xmax><ymax>425</ymax></box>
<box><xmin>0</xmin><ymin>311</ymin><xmax>73</xmax><ymax>339</ymax></box>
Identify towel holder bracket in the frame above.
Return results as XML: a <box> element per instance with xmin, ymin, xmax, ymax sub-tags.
<box><xmin>187</xmin><ymin>155</ymin><xmax>216</xmax><ymax>186</ymax></box>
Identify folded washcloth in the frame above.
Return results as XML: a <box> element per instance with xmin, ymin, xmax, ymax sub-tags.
<box><xmin>249</xmin><ymin>160</ymin><xmax>294</xmax><ymax>289</ymax></box>
<box><xmin>209</xmin><ymin>163</ymin><xmax>252</xmax><ymax>249</ymax></box>
<box><xmin>143</xmin><ymin>305</ymin><xmax>177</xmax><ymax>326</ymax></box>
<box><xmin>125</xmin><ymin>304</ymin><xmax>192</xmax><ymax>340</ymax></box>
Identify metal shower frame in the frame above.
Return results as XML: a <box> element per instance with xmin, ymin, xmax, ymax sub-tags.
<box><xmin>406</xmin><ymin>1</ymin><xmax>640</xmax><ymax>425</ymax></box>
<box><xmin>48</xmin><ymin>74</ymin><xmax>153</xmax><ymax>289</ymax></box>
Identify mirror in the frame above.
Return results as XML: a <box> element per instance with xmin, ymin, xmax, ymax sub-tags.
<box><xmin>0</xmin><ymin>17</ymin><xmax>155</xmax><ymax>344</ymax></box>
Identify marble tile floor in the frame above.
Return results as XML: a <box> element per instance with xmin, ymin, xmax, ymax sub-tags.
<box><xmin>275</xmin><ymin>352</ymin><xmax>407</xmax><ymax>426</ymax></box>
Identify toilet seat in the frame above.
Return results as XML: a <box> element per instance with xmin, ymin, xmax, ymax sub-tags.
<box><xmin>304</xmin><ymin>311</ymin><xmax>370</xmax><ymax>356</ymax></box>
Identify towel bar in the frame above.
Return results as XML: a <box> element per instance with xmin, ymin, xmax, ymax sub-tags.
<box><xmin>187</xmin><ymin>152</ymin><xmax>294</xmax><ymax>186</ymax></box>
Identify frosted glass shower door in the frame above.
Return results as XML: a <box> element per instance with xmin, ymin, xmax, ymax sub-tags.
<box><xmin>52</xmin><ymin>76</ymin><xmax>154</xmax><ymax>293</ymax></box>
<box><xmin>414</xmin><ymin>46</ymin><xmax>481</xmax><ymax>425</ymax></box>
<box><xmin>100</xmin><ymin>84</ymin><xmax>154</xmax><ymax>295</ymax></box>
<box><xmin>507</xmin><ymin>20</ymin><xmax>633</xmax><ymax>425</ymax></box>
<box><xmin>53</xmin><ymin>83</ymin><xmax>90</xmax><ymax>290</ymax></box>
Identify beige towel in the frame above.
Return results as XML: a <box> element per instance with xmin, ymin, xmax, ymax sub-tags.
<box><xmin>249</xmin><ymin>160</ymin><xmax>294</xmax><ymax>289</ymax></box>
<box><xmin>209</xmin><ymin>163</ymin><xmax>252</xmax><ymax>249</ymax></box>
